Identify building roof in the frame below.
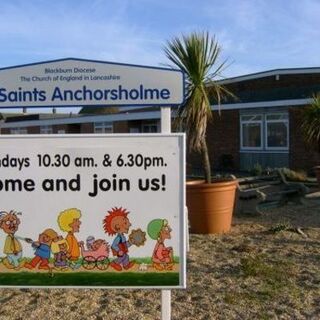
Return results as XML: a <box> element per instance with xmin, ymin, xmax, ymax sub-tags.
<box><xmin>218</xmin><ymin>67</ymin><xmax>320</xmax><ymax>84</ymax></box>
<box><xmin>212</xmin><ymin>67</ymin><xmax>320</xmax><ymax>109</ymax></box>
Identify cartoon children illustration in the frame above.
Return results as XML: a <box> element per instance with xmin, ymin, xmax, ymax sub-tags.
<box><xmin>51</xmin><ymin>236</ymin><xmax>69</xmax><ymax>268</ymax></box>
<box><xmin>57</xmin><ymin>208</ymin><xmax>82</xmax><ymax>269</ymax></box>
<box><xmin>0</xmin><ymin>210</ymin><xmax>26</xmax><ymax>269</ymax></box>
<box><xmin>103</xmin><ymin>207</ymin><xmax>135</xmax><ymax>271</ymax></box>
<box><xmin>147</xmin><ymin>219</ymin><xmax>174</xmax><ymax>271</ymax></box>
<box><xmin>24</xmin><ymin>228</ymin><xmax>58</xmax><ymax>270</ymax></box>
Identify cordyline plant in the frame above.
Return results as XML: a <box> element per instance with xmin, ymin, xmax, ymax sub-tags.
<box><xmin>164</xmin><ymin>32</ymin><xmax>234</xmax><ymax>183</ymax></box>
<box><xmin>301</xmin><ymin>93</ymin><xmax>320</xmax><ymax>153</ymax></box>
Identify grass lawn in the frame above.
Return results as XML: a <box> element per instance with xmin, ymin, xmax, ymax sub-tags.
<box><xmin>0</xmin><ymin>271</ymin><xmax>180</xmax><ymax>287</ymax></box>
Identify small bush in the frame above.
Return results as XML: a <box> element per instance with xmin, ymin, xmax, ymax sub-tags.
<box><xmin>281</xmin><ymin>168</ymin><xmax>307</xmax><ymax>182</ymax></box>
<box><xmin>269</xmin><ymin>219</ymin><xmax>292</xmax><ymax>233</ymax></box>
<box><xmin>251</xmin><ymin>163</ymin><xmax>263</xmax><ymax>176</ymax></box>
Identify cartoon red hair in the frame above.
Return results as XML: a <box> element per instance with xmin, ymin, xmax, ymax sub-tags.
<box><xmin>103</xmin><ymin>207</ymin><xmax>129</xmax><ymax>236</ymax></box>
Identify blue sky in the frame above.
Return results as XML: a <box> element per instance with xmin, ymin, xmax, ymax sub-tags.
<box><xmin>1</xmin><ymin>0</ymin><xmax>320</xmax><ymax>79</ymax></box>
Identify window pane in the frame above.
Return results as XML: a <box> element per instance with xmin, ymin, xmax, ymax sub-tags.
<box><xmin>267</xmin><ymin>122</ymin><xmax>288</xmax><ymax>148</ymax></box>
<box><xmin>266</xmin><ymin>114</ymin><xmax>288</xmax><ymax>121</ymax></box>
<box><xmin>40</xmin><ymin>126</ymin><xmax>53</xmax><ymax>134</ymax></box>
<box><xmin>241</xmin><ymin>115</ymin><xmax>262</xmax><ymax>121</ymax></box>
<box><xmin>94</xmin><ymin>122</ymin><xmax>113</xmax><ymax>133</ymax></box>
<box><xmin>10</xmin><ymin>128</ymin><xmax>27</xmax><ymax>134</ymax></box>
<box><xmin>242</xmin><ymin>123</ymin><xmax>261</xmax><ymax>148</ymax></box>
<box><xmin>130</xmin><ymin>127</ymin><xmax>140</xmax><ymax>133</ymax></box>
<box><xmin>142</xmin><ymin>125</ymin><xmax>158</xmax><ymax>133</ymax></box>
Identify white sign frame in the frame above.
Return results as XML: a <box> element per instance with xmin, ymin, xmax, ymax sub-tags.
<box><xmin>0</xmin><ymin>58</ymin><xmax>185</xmax><ymax>109</ymax></box>
<box><xmin>0</xmin><ymin>133</ymin><xmax>186</xmax><ymax>290</ymax></box>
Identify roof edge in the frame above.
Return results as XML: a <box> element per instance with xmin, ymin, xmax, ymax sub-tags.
<box><xmin>217</xmin><ymin>67</ymin><xmax>320</xmax><ymax>84</ymax></box>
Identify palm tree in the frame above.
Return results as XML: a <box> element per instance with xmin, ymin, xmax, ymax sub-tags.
<box><xmin>301</xmin><ymin>93</ymin><xmax>320</xmax><ymax>152</ymax></box>
<box><xmin>164</xmin><ymin>31</ymin><xmax>233</xmax><ymax>183</ymax></box>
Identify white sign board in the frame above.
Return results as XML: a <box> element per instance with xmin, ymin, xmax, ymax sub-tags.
<box><xmin>0</xmin><ymin>58</ymin><xmax>185</xmax><ymax>108</ymax></box>
<box><xmin>0</xmin><ymin>134</ymin><xmax>185</xmax><ymax>288</ymax></box>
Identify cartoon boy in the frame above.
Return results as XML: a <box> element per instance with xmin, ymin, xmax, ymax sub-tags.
<box><xmin>24</xmin><ymin>228</ymin><xmax>58</xmax><ymax>270</ymax></box>
<box><xmin>57</xmin><ymin>208</ymin><xmax>82</xmax><ymax>268</ymax></box>
<box><xmin>147</xmin><ymin>219</ymin><xmax>174</xmax><ymax>271</ymax></box>
<box><xmin>0</xmin><ymin>211</ymin><xmax>24</xmax><ymax>269</ymax></box>
<box><xmin>103</xmin><ymin>207</ymin><xmax>135</xmax><ymax>271</ymax></box>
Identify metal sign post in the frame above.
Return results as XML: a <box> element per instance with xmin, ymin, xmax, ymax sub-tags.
<box><xmin>161</xmin><ymin>106</ymin><xmax>172</xmax><ymax>320</ymax></box>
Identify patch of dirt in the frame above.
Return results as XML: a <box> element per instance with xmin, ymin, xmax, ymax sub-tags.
<box><xmin>0</xmin><ymin>198</ymin><xmax>319</xmax><ymax>319</ymax></box>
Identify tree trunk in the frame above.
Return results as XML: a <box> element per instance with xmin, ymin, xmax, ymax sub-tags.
<box><xmin>201</xmin><ymin>139</ymin><xmax>211</xmax><ymax>183</ymax></box>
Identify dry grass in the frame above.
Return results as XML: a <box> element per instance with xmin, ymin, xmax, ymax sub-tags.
<box><xmin>0</xmin><ymin>197</ymin><xmax>319</xmax><ymax>320</ymax></box>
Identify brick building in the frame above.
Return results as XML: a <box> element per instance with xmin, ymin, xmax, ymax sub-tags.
<box><xmin>206</xmin><ymin>67</ymin><xmax>320</xmax><ymax>173</ymax></box>
<box><xmin>1</xmin><ymin>67</ymin><xmax>319</xmax><ymax>174</ymax></box>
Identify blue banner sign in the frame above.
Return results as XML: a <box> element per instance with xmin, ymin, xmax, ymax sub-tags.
<box><xmin>0</xmin><ymin>58</ymin><xmax>185</xmax><ymax>108</ymax></box>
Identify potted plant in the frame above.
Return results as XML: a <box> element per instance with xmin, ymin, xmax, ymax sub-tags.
<box><xmin>301</xmin><ymin>94</ymin><xmax>320</xmax><ymax>186</ymax></box>
<box><xmin>164</xmin><ymin>32</ymin><xmax>237</xmax><ymax>234</ymax></box>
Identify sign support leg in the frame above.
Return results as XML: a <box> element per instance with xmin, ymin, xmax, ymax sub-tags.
<box><xmin>161</xmin><ymin>106</ymin><xmax>172</xmax><ymax>320</ymax></box>
<box><xmin>161</xmin><ymin>290</ymin><xmax>172</xmax><ymax>320</ymax></box>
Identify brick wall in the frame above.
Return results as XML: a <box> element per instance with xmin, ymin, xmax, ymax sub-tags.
<box><xmin>289</xmin><ymin>107</ymin><xmax>320</xmax><ymax>172</ymax></box>
<box><xmin>114</xmin><ymin>121</ymin><xmax>129</xmax><ymax>133</ymax></box>
<box><xmin>28</xmin><ymin>126</ymin><xmax>40</xmax><ymax>134</ymax></box>
<box><xmin>81</xmin><ymin>123</ymin><xmax>94</xmax><ymax>133</ymax></box>
<box><xmin>1</xmin><ymin>128</ymin><xmax>10</xmax><ymax>134</ymax></box>
<box><xmin>0</xmin><ymin>127</ymin><xmax>39</xmax><ymax>134</ymax></box>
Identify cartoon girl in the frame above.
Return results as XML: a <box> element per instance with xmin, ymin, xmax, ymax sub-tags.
<box><xmin>57</xmin><ymin>208</ymin><xmax>82</xmax><ymax>269</ymax></box>
<box><xmin>147</xmin><ymin>219</ymin><xmax>174</xmax><ymax>271</ymax></box>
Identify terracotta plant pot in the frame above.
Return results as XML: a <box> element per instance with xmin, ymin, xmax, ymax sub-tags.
<box><xmin>186</xmin><ymin>179</ymin><xmax>237</xmax><ymax>234</ymax></box>
<box><xmin>314</xmin><ymin>166</ymin><xmax>320</xmax><ymax>187</ymax></box>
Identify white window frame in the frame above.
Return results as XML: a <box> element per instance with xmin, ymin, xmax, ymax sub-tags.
<box><xmin>264</xmin><ymin>113</ymin><xmax>289</xmax><ymax>151</ymax></box>
<box><xmin>142</xmin><ymin>121</ymin><xmax>159</xmax><ymax>133</ymax></box>
<box><xmin>10</xmin><ymin>127</ymin><xmax>28</xmax><ymax>134</ymax></box>
<box><xmin>240</xmin><ymin>114</ymin><xmax>263</xmax><ymax>151</ymax></box>
<box><xmin>129</xmin><ymin>127</ymin><xmax>140</xmax><ymax>133</ymax></box>
<box><xmin>94</xmin><ymin>122</ymin><xmax>113</xmax><ymax>134</ymax></box>
<box><xmin>240</xmin><ymin>112</ymin><xmax>289</xmax><ymax>152</ymax></box>
<box><xmin>40</xmin><ymin>125</ymin><xmax>53</xmax><ymax>134</ymax></box>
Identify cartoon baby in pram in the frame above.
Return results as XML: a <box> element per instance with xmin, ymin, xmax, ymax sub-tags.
<box><xmin>80</xmin><ymin>236</ymin><xmax>110</xmax><ymax>270</ymax></box>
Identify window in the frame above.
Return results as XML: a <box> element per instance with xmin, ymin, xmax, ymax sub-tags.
<box><xmin>240</xmin><ymin>113</ymin><xmax>289</xmax><ymax>151</ymax></box>
<box><xmin>265</xmin><ymin>114</ymin><xmax>288</xmax><ymax>150</ymax></box>
<box><xmin>240</xmin><ymin>115</ymin><xmax>263</xmax><ymax>149</ymax></box>
<box><xmin>142</xmin><ymin>122</ymin><xmax>159</xmax><ymax>133</ymax></box>
<box><xmin>129</xmin><ymin>127</ymin><xmax>140</xmax><ymax>133</ymax></box>
<box><xmin>10</xmin><ymin>128</ymin><xmax>28</xmax><ymax>134</ymax></box>
<box><xmin>40</xmin><ymin>125</ymin><xmax>53</xmax><ymax>134</ymax></box>
<box><xmin>94</xmin><ymin>122</ymin><xmax>113</xmax><ymax>134</ymax></box>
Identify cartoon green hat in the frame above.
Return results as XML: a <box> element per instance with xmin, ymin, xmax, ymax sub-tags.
<box><xmin>147</xmin><ymin>219</ymin><xmax>167</xmax><ymax>240</ymax></box>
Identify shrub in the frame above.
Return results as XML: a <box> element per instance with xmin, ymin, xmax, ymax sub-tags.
<box><xmin>281</xmin><ymin>168</ymin><xmax>307</xmax><ymax>182</ymax></box>
<box><xmin>251</xmin><ymin>163</ymin><xmax>263</xmax><ymax>176</ymax></box>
